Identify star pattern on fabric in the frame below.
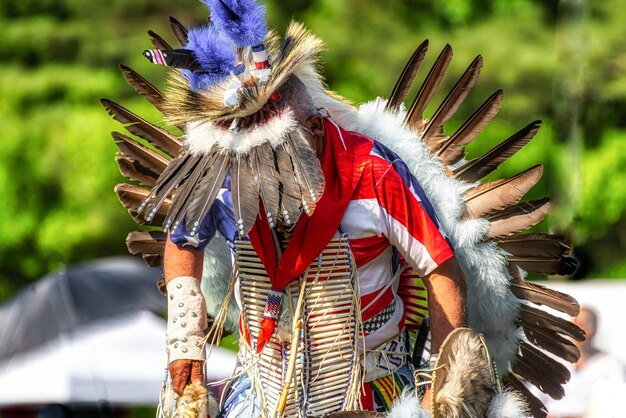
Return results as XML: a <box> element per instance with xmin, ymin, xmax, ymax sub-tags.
<box><xmin>182</xmin><ymin>234</ymin><xmax>206</xmax><ymax>248</ymax></box>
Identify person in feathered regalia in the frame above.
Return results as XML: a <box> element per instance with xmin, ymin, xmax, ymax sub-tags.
<box><xmin>103</xmin><ymin>1</ymin><xmax>585</xmax><ymax>416</ymax></box>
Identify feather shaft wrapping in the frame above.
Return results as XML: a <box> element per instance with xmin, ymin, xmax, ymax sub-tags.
<box><xmin>115</xmin><ymin>183</ymin><xmax>170</xmax><ymax>226</ymax></box>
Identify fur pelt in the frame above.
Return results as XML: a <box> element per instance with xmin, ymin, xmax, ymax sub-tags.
<box><xmin>344</xmin><ymin>98</ymin><xmax>522</xmax><ymax>372</ymax></box>
<box><xmin>487</xmin><ymin>391</ymin><xmax>530</xmax><ymax>418</ymax></box>
<box><xmin>435</xmin><ymin>331</ymin><xmax>495</xmax><ymax>417</ymax></box>
<box><xmin>386</xmin><ymin>392</ymin><xmax>431</xmax><ymax>418</ymax></box>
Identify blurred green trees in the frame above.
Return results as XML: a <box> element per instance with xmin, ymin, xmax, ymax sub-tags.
<box><xmin>1</xmin><ymin>0</ymin><xmax>625</xmax><ymax>299</ymax></box>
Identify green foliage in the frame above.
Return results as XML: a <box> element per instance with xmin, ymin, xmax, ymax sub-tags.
<box><xmin>0</xmin><ymin>0</ymin><xmax>625</xmax><ymax>300</ymax></box>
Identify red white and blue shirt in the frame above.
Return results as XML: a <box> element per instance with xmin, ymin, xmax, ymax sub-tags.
<box><xmin>171</xmin><ymin>126</ymin><xmax>454</xmax><ymax>349</ymax></box>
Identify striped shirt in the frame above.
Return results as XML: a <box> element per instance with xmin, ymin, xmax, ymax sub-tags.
<box><xmin>171</xmin><ymin>137</ymin><xmax>454</xmax><ymax>349</ymax></box>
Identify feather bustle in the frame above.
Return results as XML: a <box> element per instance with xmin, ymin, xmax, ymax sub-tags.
<box><xmin>116</xmin><ymin>156</ymin><xmax>158</xmax><ymax>187</ymax></box>
<box><xmin>509</xmin><ymin>256</ymin><xmax>577</xmax><ymax>276</ymax></box>
<box><xmin>509</xmin><ymin>277</ymin><xmax>579</xmax><ymax>316</ymax></box>
<box><xmin>422</xmin><ymin>55</ymin><xmax>483</xmax><ymax>149</ymax></box>
<box><xmin>520</xmin><ymin>304</ymin><xmax>585</xmax><ymax>342</ymax></box>
<box><xmin>231</xmin><ymin>155</ymin><xmax>260</xmax><ymax>237</ymax></box>
<box><xmin>454</xmin><ymin>120</ymin><xmax>541</xmax><ymax>183</ymax></box>
<box><xmin>386</xmin><ymin>39</ymin><xmax>429</xmax><ymax>112</ymax></box>
<box><xmin>115</xmin><ymin>183</ymin><xmax>170</xmax><ymax>226</ymax></box>
<box><xmin>112</xmin><ymin>131</ymin><xmax>169</xmax><ymax>175</ymax></box>
<box><xmin>119</xmin><ymin>65</ymin><xmax>168</xmax><ymax>115</ymax></box>
<box><xmin>275</xmin><ymin>145</ymin><xmax>303</xmax><ymax>224</ymax></box>
<box><xmin>126</xmin><ymin>230</ymin><xmax>167</xmax><ymax>256</ymax></box>
<box><xmin>522</xmin><ymin>321</ymin><xmax>580</xmax><ymax>363</ymax></box>
<box><xmin>148</xmin><ymin>29</ymin><xmax>172</xmax><ymax>50</ymax></box>
<box><xmin>251</xmin><ymin>145</ymin><xmax>281</xmax><ymax>226</ymax></box>
<box><xmin>497</xmin><ymin>233</ymin><xmax>571</xmax><ymax>258</ymax></box>
<box><xmin>463</xmin><ymin>165</ymin><xmax>543</xmax><ymax>219</ymax></box>
<box><xmin>436</xmin><ymin>90</ymin><xmax>503</xmax><ymax>165</ymax></box>
<box><xmin>503</xmin><ymin>374</ymin><xmax>548</xmax><ymax>418</ymax></box>
<box><xmin>285</xmin><ymin>130</ymin><xmax>325</xmax><ymax>214</ymax></box>
<box><xmin>405</xmin><ymin>44</ymin><xmax>453</xmax><ymax>132</ymax></box>
<box><xmin>101</xmin><ymin>99</ymin><xmax>182</xmax><ymax>157</ymax></box>
<box><xmin>485</xmin><ymin>198</ymin><xmax>550</xmax><ymax>239</ymax></box>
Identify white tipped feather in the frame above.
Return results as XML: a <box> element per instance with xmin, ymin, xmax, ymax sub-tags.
<box><xmin>487</xmin><ymin>390</ymin><xmax>530</xmax><ymax>418</ymax></box>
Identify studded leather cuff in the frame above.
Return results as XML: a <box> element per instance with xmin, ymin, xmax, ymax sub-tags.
<box><xmin>166</xmin><ymin>276</ymin><xmax>207</xmax><ymax>364</ymax></box>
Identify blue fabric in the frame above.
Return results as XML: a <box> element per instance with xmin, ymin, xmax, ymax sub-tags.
<box><xmin>218</xmin><ymin>372</ymin><xmax>261</xmax><ymax>418</ymax></box>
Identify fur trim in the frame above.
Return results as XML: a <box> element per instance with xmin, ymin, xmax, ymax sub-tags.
<box><xmin>487</xmin><ymin>391</ymin><xmax>530</xmax><ymax>418</ymax></box>
<box><xmin>185</xmin><ymin>109</ymin><xmax>297</xmax><ymax>155</ymax></box>
<box><xmin>184</xmin><ymin>25</ymin><xmax>237</xmax><ymax>91</ymax></box>
<box><xmin>386</xmin><ymin>392</ymin><xmax>431</xmax><ymax>418</ymax></box>
<box><xmin>200</xmin><ymin>233</ymin><xmax>239</xmax><ymax>333</ymax></box>
<box><xmin>204</xmin><ymin>0</ymin><xmax>268</xmax><ymax>47</ymax></box>
<box><xmin>346</xmin><ymin>98</ymin><xmax>521</xmax><ymax>372</ymax></box>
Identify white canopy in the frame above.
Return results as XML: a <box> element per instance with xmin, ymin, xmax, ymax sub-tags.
<box><xmin>0</xmin><ymin>310</ymin><xmax>236</xmax><ymax>406</ymax></box>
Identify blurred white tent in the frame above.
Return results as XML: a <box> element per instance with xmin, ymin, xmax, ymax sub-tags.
<box><xmin>0</xmin><ymin>310</ymin><xmax>236</xmax><ymax>406</ymax></box>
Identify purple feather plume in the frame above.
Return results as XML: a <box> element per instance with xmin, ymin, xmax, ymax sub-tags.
<box><xmin>184</xmin><ymin>24</ymin><xmax>236</xmax><ymax>91</ymax></box>
<box><xmin>202</xmin><ymin>0</ymin><xmax>268</xmax><ymax>47</ymax></box>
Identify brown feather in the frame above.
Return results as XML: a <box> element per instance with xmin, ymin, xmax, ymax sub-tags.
<box><xmin>231</xmin><ymin>155</ymin><xmax>260</xmax><ymax>237</ymax></box>
<box><xmin>463</xmin><ymin>165</ymin><xmax>543</xmax><ymax>219</ymax></box>
<box><xmin>510</xmin><ymin>256</ymin><xmax>577</xmax><ymax>276</ymax></box>
<box><xmin>436</xmin><ymin>90</ymin><xmax>503</xmax><ymax>166</ymax></box>
<box><xmin>405</xmin><ymin>44</ymin><xmax>453</xmax><ymax>132</ymax></box>
<box><xmin>514</xmin><ymin>341</ymin><xmax>570</xmax><ymax>399</ymax></box>
<box><xmin>142</xmin><ymin>254</ymin><xmax>163</xmax><ymax>268</ymax></box>
<box><xmin>422</xmin><ymin>55</ymin><xmax>483</xmax><ymax>148</ymax></box>
<box><xmin>509</xmin><ymin>278</ymin><xmax>580</xmax><ymax>316</ymax></box>
<box><xmin>485</xmin><ymin>198</ymin><xmax>550</xmax><ymax>239</ymax></box>
<box><xmin>148</xmin><ymin>29</ymin><xmax>172</xmax><ymax>50</ymax></box>
<box><xmin>126</xmin><ymin>230</ymin><xmax>167</xmax><ymax>256</ymax></box>
<box><xmin>184</xmin><ymin>152</ymin><xmax>231</xmax><ymax>234</ymax></box>
<box><xmin>112</xmin><ymin>131</ymin><xmax>169</xmax><ymax>175</ymax></box>
<box><xmin>503</xmin><ymin>374</ymin><xmax>548</xmax><ymax>418</ymax></box>
<box><xmin>386</xmin><ymin>39</ymin><xmax>429</xmax><ymax>112</ymax></box>
<box><xmin>497</xmin><ymin>233</ymin><xmax>571</xmax><ymax>258</ymax></box>
<box><xmin>101</xmin><ymin>99</ymin><xmax>182</xmax><ymax>157</ymax></box>
<box><xmin>523</xmin><ymin>321</ymin><xmax>581</xmax><ymax>363</ymax></box>
<box><xmin>520</xmin><ymin>304</ymin><xmax>586</xmax><ymax>342</ymax></box>
<box><xmin>454</xmin><ymin>120</ymin><xmax>541</xmax><ymax>183</ymax></box>
<box><xmin>115</xmin><ymin>183</ymin><xmax>170</xmax><ymax>226</ymax></box>
<box><xmin>169</xmin><ymin>16</ymin><xmax>188</xmax><ymax>47</ymax></box>
<box><xmin>285</xmin><ymin>131</ymin><xmax>325</xmax><ymax>215</ymax></box>
<box><xmin>251</xmin><ymin>145</ymin><xmax>281</xmax><ymax>227</ymax></box>
<box><xmin>275</xmin><ymin>145</ymin><xmax>303</xmax><ymax>225</ymax></box>
<box><xmin>116</xmin><ymin>156</ymin><xmax>158</xmax><ymax>187</ymax></box>
<box><xmin>119</xmin><ymin>65</ymin><xmax>167</xmax><ymax>114</ymax></box>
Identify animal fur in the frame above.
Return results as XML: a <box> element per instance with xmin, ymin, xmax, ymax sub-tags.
<box><xmin>487</xmin><ymin>391</ymin><xmax>530</xmax><ymax>418</ymax></box>
<box><xmin>386</xmin><ymin>392</ymin><xmax>430</xmax><ymax>418</ymax></box>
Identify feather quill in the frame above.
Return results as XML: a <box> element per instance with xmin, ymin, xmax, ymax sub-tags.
<box><xmin>485</xmin><ymin>198</ymin><xmax>550</xmax><ymax>239</ymax></box>
<box><xmin>498</xmin><ymin>233</ymin><xmax>571</xmax><ymax>258</ymax></box>
<box><xmin>386</xmin><ymin>39</ymin><xmax>429</xmax><ymax>112</ymax></box>
<box><xmin>231</xmin><ymin>155</ymin><xmax>260</xmax><ymax>237</ymax></box>
<box><xmin>520</xmin><ymin>304</ymin><xmax>585</xmax><ymax>342</ymax></box>
<box><xmin>275</xmin><ymin>146</ymin><xmax>303</xmax><ymax>224</ymax></box>
<box><xmin>522</xmin><ymin>321</ymin><xmax>580</xmax><ymax>363</ymax></box>
<box><xmin>284</xmin><ymin>131</ymin><xmax>325</xmax><ymax>214</ymax></box>
<box><xmin>112</xmin><ymin>131</ymin><xmax>169</xmax><ymax>175</ymax></box>
<box><xmin>422</xmin><ymin>55</ymin><xmax>483</xmax><ymax>148</ymax></box>
<box><xmin>463</xmin><ymin>165</ymin><xmax>543</xmax><ymax>219</ymax></box>
<box><xmin>509</xmin><ymin>278</ymin><xmax>580</xmax><ymax>316</ymax></box>
<box><xmin>503</xmin><ymin>374</ymin><xmax>548</xmax><ymax>418</ymax></box>
<box><xmin>169</xmin><ymin>16</ymin><xmax>189</xmax><ymax>47</ymax></box>
<box><xmin>101</xmin><ymin>99</ymin><xmax>182</xmax><ymax>157</ymax></box>
<box><xmin>454</xmin><ymin>120</ymin><xmax>541</xmax><ymax>183</ymax></box>
<box><xmin>436</xmin><ymin>90</ymin><xmax>503</xmax><ymax>165</ymax></box>
<box><xmin>405</xmin><ymin>44</ymin><xmax>453</xmax><ymax>132</ymax></box>
<box><xmin>116</xmin><ymin>156</ymin><xmax>158</xmax><ymax>187</ymax></box>
<box><xmin>513</xmin><ymin>341</ymin><xmax>570</xmax><ymax>399</ymax></box>
<box><xmin>148</xmin><ymin>29</ymin><xmax>172</xmax><ymax>50</ymax></box>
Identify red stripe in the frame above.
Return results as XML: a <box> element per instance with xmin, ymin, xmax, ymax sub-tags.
<box><xmin>255</xmin><ymin>60</ymin><xmax>270</xmax><ymax>69</ymax></box>
<box><xmin>349</xmin><ymin>234</ymin><xmax>389</xmax><ymax>267</ymax></box>
<box><xmin>361</xmin><ymin>287</ymin><xmax>394</xmax><ymax>321</ymax></box>
<box><xmin>360</xmin><ymin>382</ymin><xmax>375</xmax><ymax>411</ymax></box>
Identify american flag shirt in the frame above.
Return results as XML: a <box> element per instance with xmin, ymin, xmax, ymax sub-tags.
<box><xmin>171</xmin><ymin>133</ymin><xmax>454</xmax><ymax>350</ymax></box>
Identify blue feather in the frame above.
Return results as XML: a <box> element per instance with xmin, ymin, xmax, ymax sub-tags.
<box><xmin>184</xmin><ymin>24</ymin><xmax>237</xmax><ymax>91</ymax></box>
<box><xmin>202</xmin><ymin>0</ymin><xmax>268</xmax><ymax>47</ymax></box>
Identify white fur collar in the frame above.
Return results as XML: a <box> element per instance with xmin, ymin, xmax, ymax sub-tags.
<box><xmin>185</xmin><ymin>110</ymin><xmax>298</xmax><ymax>155</ymax></box>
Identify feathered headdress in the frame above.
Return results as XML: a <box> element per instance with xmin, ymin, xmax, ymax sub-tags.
<box><xmin>137</xmin><ymin>0</ymin><xmax>326</xmax><ymax>238</ymax></box>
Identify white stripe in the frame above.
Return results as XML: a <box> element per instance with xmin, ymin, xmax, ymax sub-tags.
<box><xmin>252</xmin><ymin>49</ymin><xmax>269</xmax><ymax>63</ymax></box>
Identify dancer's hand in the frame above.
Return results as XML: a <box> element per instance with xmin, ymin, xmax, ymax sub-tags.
<box><xmin>169</xmin><ymin>359</ymin><xmax>204</xmax><ymax>395</ymax></box>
